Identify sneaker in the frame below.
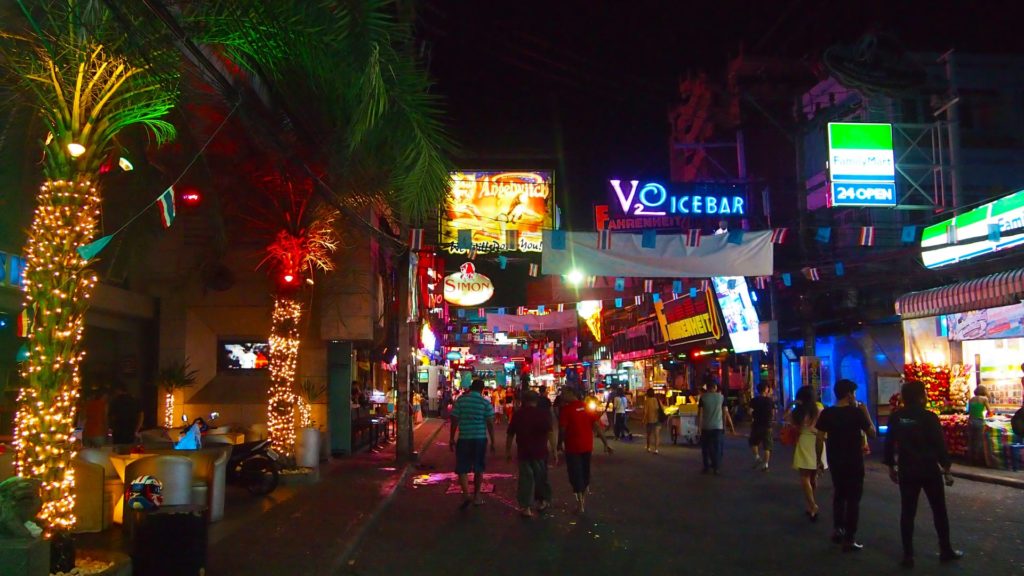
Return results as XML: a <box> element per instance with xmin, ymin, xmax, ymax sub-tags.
<box><xmin>761</xmin><ymin>463</ymin><xmax>769</xmax><ymax>472</ymax></box>
<box><xmin>842</xmin><ymin>541</ymin><xmax>864</xmax><ymax>553</ymax></box>
<box><xmin>939</xmin><ymin>549</ymin><xmax>964</xmax><ymax>563</ymax></box>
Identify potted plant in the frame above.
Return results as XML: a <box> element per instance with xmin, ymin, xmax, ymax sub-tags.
<box><xmin>156</xmin><ymin>359</ymin><xmax>198</xmax><ymax>429</ymax></box>
<box><xmin>295</xmin><ymin>379</ymin><xmax>326</xmax><ymax>468</ymax></box>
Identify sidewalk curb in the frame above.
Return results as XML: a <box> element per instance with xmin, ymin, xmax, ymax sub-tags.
<box><xmin>328</xmin><ymin>420</ymin><xmax>446</xmax><ymax>575</ymax></box>
<box><xmin>951</xmin><ymin>469</ymin><xmax>1024</xmax><ymax>490</ymax></box>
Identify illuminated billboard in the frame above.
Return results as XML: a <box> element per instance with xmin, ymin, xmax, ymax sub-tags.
<box><xmin>827</xmin><ymin>122</ymin><xmax>896</xmax><ymax>207</ymax></box>
<box><xmin>653</xmin><ymin>289</ymin><xmax>722</xmax><ymax>345</ymax></box>
<box><xmin>921</xmin><ymin>189</ymin><xmax>1024</xmax><ymax>269</ymax></box>
<box><xmin>596</xmin><ymin>180</ymin><xmax>746</xmax><ymax>231</ymax></box>
<box><xmin>441</xmin><ymin>171</ymin><xmax>553</xmax><ymax>253</ymax></box>
<box><xmin>711</xmin><ymin>276</ymin><xmax>763</xmax><ymax>353</ymax></box>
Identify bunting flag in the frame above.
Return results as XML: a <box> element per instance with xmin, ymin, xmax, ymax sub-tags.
<box><xmin>409</xmin><ymin>228</ymin><xmax>423</xmax><ymax>250</ymax></box>
<box><xmin>537</xmin><ymin>305</ymin><xmax>545</xmax><ymax>313</ymax></box>
<box><xmin>76</xmin><ymin>234</ymin><xmax>114</xmax><ymax>261</ymax></box>
<box><xmin>157</xmin><ymin>187</ymin><xmax>176</xmax><ymax>228</ymax></box>
<box><xmin>689</xmin><ymin>287</ymin><xmax>698</xmax><ymax>298</ymax></box>
<box><xmin>551</xmin><ymin>230</ymin><xmax>567</xmax><ymax>250</ymax></box>
<box><xmin>988</xmin><ymin>223</ymin><xmax>1001</xmax><ymax>243</ymax></box>
<box><xmin>672</xmin><ymin>280</ymin><xmax>682</xmax><ymax>294</ymax></box>
<box><xmin>557</xmin><ymin>303</ymin><xmax>564</xmax><ymax>312</ymax></box>
<box><xmin>614</xmin><ymin>277</ymin><xmax>625</xmax><ymax>291</ymax></box>
<box><xmin>770</xmin><ymin>228</ymin><xmax>789</xmax><ymax>244</ymax></box>
<box><xmin>16</xmin><ymin>308</ymin><xmax>32</xmax><ymax>338</ymax></box>
<box><xmin>528</xmin><ymin>263</ymin><xmax>539</xmax><ymax>277</ymax></box>
<box><xmin>505</xmin><ymin>229</ymin><xmax>519</xmax><ymax>250</ymax></box>
<box><xmin>498</xmin><ymin>308</ymin><xmax>506</xmax><ymax>315</ymax></box>
<box><xmin>586</xmin><ymin>275</ymin><xmax>597</xmax><ymax>288</ymax></box>
<box><xmin>754</xmin><ymin>276</ymin><xmax>769</xmax><ymax>289</ymax></box>
<box><xmin>835</xmin><ymin>262</ymin><xmax>845</xmax><ymax>276</ymax></box>
<box><xmin>641</xmin><ymin>229</ymin><xmax>657</xmax><ymax>249</ymax></box>
<box><xmin>498</xmin><ymin>255</ymin><xmax>507</xmax><ymax>270</ymax></box>
<box><xmin>857</xmin><ymin>226</ymin><xmax>874</xmax><ymax>246</ymax></box>
<box><xmin>686</xmin><ymin>228</ymin><xmax>701</xmax><ymax>247</ymax></box>
<box><xmin>634</xmin><ymin>295</ymin><xmax>642</xmax><ymax>306</ymax></box>
<box><xmin>517</xmin><ymin>306</ymin><xmax>527</xmax><ymax>316</ymax></box>
<box><xmin>782</xmin><ymin>272</ymin><xmax>792</xmax><ymax>287</ymax></box>
<box><xmin>815</xmin><ymin>227</ymin><xmax>831</xmax><ymax>244</ymax></box>
<box><xmin>727</xmin><ymin>229</ymin><xmax>744</xmax><ymax>245</ymax></box>
<box><xmin>643</xmin><ymin>279</ymin><xmax>654</xmax><ymax>292</ymax></box>
<box><xmin>598</xmin><ymin>229</ymin><xmax>612</xmax><ymax>250</ymax></box>
<box><xmin>457</xmin><ymin>309</ymin><xmax>465</xmax><ymax>318</ymax></box>
<box><xmin>652</xmin><ymin>293</ymin><xmax>661</xmax><ymax>303</ymax></box>
<box><xmin>802</xmin><ymin>267</ymin><xmax>820</xmax><ymax>281</ymax></box>
<box><xmin>467</xmin><ymin>248</ymin><xmax>477</xmax><ymax>260</ymax></box>
<box><xmin>457</xmin><ymin>229</ymin><xmax>472</xmax><ymax>250</ymax></box>
<box><xmin>699</xmin><ymin>279</ymin><xmax>709</xmax><ymax>292</ymax></box>
<box><xmin>615</xmin><ymin>298</ymin><xmax>623</xmax><ymax>308</ymax></box>
<box><xmin>901</xmin><ymin>225</ymin><xmax>917</xmax><ymax>244</ymax></box>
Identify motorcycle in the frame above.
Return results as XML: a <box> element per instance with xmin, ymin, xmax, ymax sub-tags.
<box><xmin>177</xmin><ymin>413</ymin><xmax>281</xmax><ymax>495</ymax></box>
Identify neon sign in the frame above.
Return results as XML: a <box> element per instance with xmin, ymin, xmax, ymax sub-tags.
<box><xmin>610</xmin><ymin>180</ymin><xmax>746</xmax><ymax>216</ymax></box>
<box><xmin>443</xmin><ymin>262</ymin><xmax>494</xmax><ymax>306</ymax></box>
<box><xmin>827</xmin><ymin>122</ymin><xmax>897</xmax><ymax>207</ymax></box>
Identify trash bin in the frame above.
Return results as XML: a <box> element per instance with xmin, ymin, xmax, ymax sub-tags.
<box><xmin>129</xmin><ymin>504</ymin><xmax>207</xmax><ymax>576</ymax></box>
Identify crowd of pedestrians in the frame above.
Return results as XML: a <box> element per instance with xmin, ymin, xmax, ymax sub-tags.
<box><xmin>447</xmin><ymin>376</ymin><xmax>964</xmax><ymax>568</ymax></box>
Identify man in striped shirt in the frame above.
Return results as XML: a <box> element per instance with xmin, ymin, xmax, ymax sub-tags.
<box><xmin>450</xmin><ymin>379</ymin><xmax>496</xmax><ymax>507</ymax></box>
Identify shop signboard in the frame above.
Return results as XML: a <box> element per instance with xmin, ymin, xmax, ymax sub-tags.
<box><xmin>653</xmin><ymin>288</ymin><xmax>722</xmax><ymax>344</ymax></box>
<box><xmin>921</xmin><ymin>188</ymin><xmax>1024</xmax><ymax>269</ymax></box>
<box><xmin>827</xmin><ymin>122</ymin><xmax>897</xmax><ymax>207</ymax></box>
<box><xmin>441</xmin><ymin>171</ymin><xmax>553</xmax><ymax>253</ymax></box>
<box><xmin>595</xmin><ymin>181</ymin><xmax>747</xmax><ymax>231</ymax></box>
<box><xmin>946</xmin><ymin>303</ymin><xmax>1024</xmax><ymax>340</ymax></box>
<box><xmin>800</xmin><ymin>356</ymin><xmax>822</xmax><ymax>392</ymax></box>
<box><xmin>443</xmin><ymin>262</ymin><xmax>494</xmax><ymax>306</ymax></box>
<box><xmin>711</xmin><ymin>276</ymin><xmax>763</xmax><ymax>353</ymax></box>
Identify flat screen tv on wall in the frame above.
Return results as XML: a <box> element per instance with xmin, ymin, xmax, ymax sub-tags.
<box><xmin>218</xmin><ymin>341</ymin><xmax>270</xmax><ymax>370</ymax></box>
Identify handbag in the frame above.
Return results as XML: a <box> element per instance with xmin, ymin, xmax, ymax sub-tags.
<box><xmin>780</xmin><ymin>422</ymin><xmax>799</xmax><ymax>446</ymax></box>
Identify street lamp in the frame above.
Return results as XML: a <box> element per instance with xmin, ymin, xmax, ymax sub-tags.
<box><xmin>566</xmin><ymin>269</ymin><xmax>584</xmax><ymax>286</ymax></box>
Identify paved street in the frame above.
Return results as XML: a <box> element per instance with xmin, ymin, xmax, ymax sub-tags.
<box><xmin>340</xmin><ymin>421</ymin><xmax>1024</xmax><ymax>576</ymax></box>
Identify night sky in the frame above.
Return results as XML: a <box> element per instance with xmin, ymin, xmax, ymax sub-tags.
<box><xmin>423</xmin><ymin>0</ymin><xmax>1021</xmax><ymax>230</ymax></box>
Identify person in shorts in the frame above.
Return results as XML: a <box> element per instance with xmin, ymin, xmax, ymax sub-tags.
<box><xmin>450</xmin><ymin>379</ymin><xmax>496</xmax><ymax>508</ymax></box>
<box><xmin>749</xmin><ymin>383</ymin><xmax>776</xmax><ymax>471</ymax></box>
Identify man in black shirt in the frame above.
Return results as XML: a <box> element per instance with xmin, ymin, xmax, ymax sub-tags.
<box><xmin>748</xmin><ymin>383</ymin><xmax>775</xmax><ymax>471</ymax></box>
<box><xmin>815</xmin><ymin>379</ymin><xmax>876</xmax><ymax>552</ymax></box>
<box><xmin>884</xmin><ymin>380</ymin><xmax>963</xmax><ymax>568</ymax></box>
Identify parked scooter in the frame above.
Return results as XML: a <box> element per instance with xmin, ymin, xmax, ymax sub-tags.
<box><xmin>177</xmin><ymin>413</ymin><xmax>281</xmax><ymax>495</ymax></box>
<box><xmin>226</xmin><ymin>438</ymin><xmax>281</xmax><ymax>495</ymax></box>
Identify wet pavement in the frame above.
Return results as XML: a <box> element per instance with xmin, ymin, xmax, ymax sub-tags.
<box><xmin>338</xmin><ymin>422</ymin><xmax>1024</xmax><ymax>576</ymax></box>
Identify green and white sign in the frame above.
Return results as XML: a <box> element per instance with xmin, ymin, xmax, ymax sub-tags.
<box><xmin>921</xmin><ymin>189</ymin><xmax>1024</xmax><ymax>269</ymax></box>
<box><xmin>827</xmin><ymin>122</ymin><xmax>896</xmax><ymax>207</ymax></box>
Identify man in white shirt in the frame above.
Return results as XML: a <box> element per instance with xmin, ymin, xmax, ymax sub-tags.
<box><xmin>612</xmin><ymin>388</ymin><xmax>632</xmax><ymax>440</ymax></box>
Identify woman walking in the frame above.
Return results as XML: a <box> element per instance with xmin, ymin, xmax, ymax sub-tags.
<box><xmin>789</xmin><ymin>385</ymin><xmax>826</xmax><ymax>521</ymax></box>
<box><xmin>642</xmin><ymin>388</ymin><xmax>667</xmax><ymax>454</ymax></box>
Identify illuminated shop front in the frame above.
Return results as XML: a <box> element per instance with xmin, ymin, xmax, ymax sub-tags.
<box><xmin>896</xmin><ymin>269</ymin><xmax>1024</xmax><ymax>468</ymax></box>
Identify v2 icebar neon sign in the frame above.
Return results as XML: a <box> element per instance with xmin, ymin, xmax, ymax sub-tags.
<box><xmin>609</xmin><ymin>180</ymin><xmax>746</xmax><ymax>217</ymax></box>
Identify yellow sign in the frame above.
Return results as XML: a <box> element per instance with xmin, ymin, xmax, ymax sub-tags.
<box><xmin>442</xmin><ymin>171</ymin><xmax>553</xmax><ymax>253</ymax></box>
<box><xmin>654</xmin><ymin>289</ymin><xmax>722</xmax><ymax>344</ymax></box>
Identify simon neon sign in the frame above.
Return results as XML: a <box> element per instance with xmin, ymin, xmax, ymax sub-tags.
<box><xmin>609</xmin><ymin>180</ymin><xmax>746</xmax><ymax>217</ymax></box>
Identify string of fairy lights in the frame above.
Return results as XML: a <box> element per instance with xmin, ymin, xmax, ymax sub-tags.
<box><xmin>266</xmin><ymin>298</ymin><xmax>303</xmax><ymax>457</ymax></box>
<box><xmin>14</xmin><ymin>179</ymin><xmax>102</xmax><ymax>531</ymax></box>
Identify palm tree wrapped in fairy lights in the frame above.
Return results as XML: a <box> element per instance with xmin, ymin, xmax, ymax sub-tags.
<box><xmin>253</xmin><ymin>177</ymin><xmax>339</xmax><ymax>458</ymax></box>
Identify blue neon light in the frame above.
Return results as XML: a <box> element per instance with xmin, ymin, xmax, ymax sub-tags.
<box><xmin>609</xmin><ymin>180</ymin><xmax>746</xmax><ymax>217</ymax></box>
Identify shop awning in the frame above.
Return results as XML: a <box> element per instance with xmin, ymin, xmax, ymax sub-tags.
<box><xmin>895</xmin><ymin>268</ymin><xmax>1024</xmax><ymax>319</ymax></box>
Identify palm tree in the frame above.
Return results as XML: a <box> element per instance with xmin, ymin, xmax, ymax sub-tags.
<box><xmin>155</xmin><ymin>359</ymin><xmax>199</xmax><ymax>429</ymax></box>
<box><xmin>253</xmin><ymin>177</ymin><xmax>339</xmax><ymax>456</ymax></box>
<box><xmin>0</xmin><ymin>1</ymin><xmax>177</xmax><ymax>532</ymax></box>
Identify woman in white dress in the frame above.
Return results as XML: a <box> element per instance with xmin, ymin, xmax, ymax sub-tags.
<box><xmin>789</xmin><ymin>385</ymin><xmax>827</xmax><ymax>521</ymax></box>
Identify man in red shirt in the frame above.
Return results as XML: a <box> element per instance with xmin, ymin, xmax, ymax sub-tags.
<box><xmin>506</xmin><ymin>391</ymin><xmax>557</xmax><ymax>517</ymax></box>
<box><xmin>558</xmin><ymin>389</ymin><xmax>613</xmax><ymax>513</ymax></box>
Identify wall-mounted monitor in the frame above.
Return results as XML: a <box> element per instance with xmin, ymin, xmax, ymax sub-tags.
<box><xmin>218</xmin><ymin>341</ymin><xmax>270</xmax><ymax>370</ymax></box>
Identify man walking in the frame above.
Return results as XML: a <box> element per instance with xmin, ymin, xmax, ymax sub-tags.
<box><xmin>506</xmin><ymin>391</ymin><xmax>556</xmax><ymax>517</ymax></box>
<box><xmin>815</xmin><ymin>379</ymin><xmax>876</xmax><ymax>552</ymax></box>
<box><xmin>608</xmin><ymin>388</ymin><xmax>631</xmax><ymax>440</ymax></box>
<box><xmin>449</xmin><ymin>379</ymin><xmax>496</xmax><ymax>508</ymax></box>
<box><xmin>748</xmin><ymin>382</ymin><xmax>775</xmax><ymax>471</ymax></box>
<box><xmin>697</xmin><ymin>380</ymin><xmax>734</xmax><ymax>474</ymax></box>
<box><xmin>558</xmin><ymin>388</ymin><xmax>613</xmax><ymax>513</ymax></box>
<box><xmin>885</xmin><ymin>380</ymin><xmax>963</xmax><ymax>568</ymax></box>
